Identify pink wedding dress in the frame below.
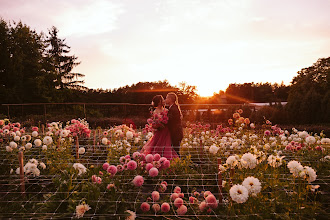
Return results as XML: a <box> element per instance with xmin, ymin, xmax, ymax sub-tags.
<box><xmin>141</xmin><ymin>126</ymin><xmax>178</xmax><ymax>160</ymax></box>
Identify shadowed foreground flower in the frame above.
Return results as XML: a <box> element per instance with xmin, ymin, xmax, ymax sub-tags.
<box><xmin>229</xmin><ymin>184</ymin><xmax>249</xmax><ymax>203</ymax></box>
<box><xmin>177</xmin><ymin>204</ymin><xmax>187</xmax><ymax>215</ymax></box>
<box><xmin>75</xmin><ymin>203</ymin><xmax>91</xmax><ymax>218</ymax></box>
<box><xmin>152</xmin><ymin>191</ymin><xmax>160</xmax><ymax>201</ymax></box>
<box><xmin>73</xmin><ymin>163</ymin><xmax>87</xmax><ymax>176</ymax></box>
<box><xmin>152</xmin><ymin>203</ymin><xmax>160</xmax><ymax>212</ymax></box>
<box><xmin>287</xmin><ymin>160</ymin><xmax>303</xmax><ymax>177</ymax></box>
<box><xmin>174</xmin><ymin>198</ymin><xmax>183</xmax><ymax>208</ymax></box>
<box><xmin>205</xmin><ymin>194</ymin><xmax>218</xmax><ymax>209</ymax></box>
<box><xmin>170</xmin><ymin>193</ymin><xmax>179</xmax><ymax>201</ymax></box>
<box><xmin>125</xmin><ymin>210</ymin><xmax>136</xmax><ymax>220</ymax></box>
<box><xmin>199</xmin><ymin>201</ymin><xmax>207</xmax><ymax>211</ymax></box>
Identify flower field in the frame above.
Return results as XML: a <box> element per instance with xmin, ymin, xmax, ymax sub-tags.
<box><xmin>0</xmin><ymin>111</ymin><xmax>329</xmax><ymax>219</ymax></box>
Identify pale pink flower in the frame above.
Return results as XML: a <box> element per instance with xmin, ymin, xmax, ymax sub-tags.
<box><xmin>173</xmin><ymin>186</ymin><xmax>181</xmax><ymax>194</ymax></box>
<box><xmin>145</xmin><ymin>154</ymin><xmax>154</xmax><ymax>163</ymax></box>
<box><xmin>132</xmin><ymin>152</ymin><xmax>141</xmax><ymax>160</ymax></box>
<box><xmin>176</xmin><ymin>205</ymin><xmax>187</xmax><ymax>215</ymax></box>
<box><xmin>152</xmin><ymin>203</ymin><xmax>160</xmax><ymax>212</ymax></box>
<box><xmin>205</xmin><ymin>194</ymin><xmax>218</xmax><ymax>209</ymax></box>
<box><xmin>149</xmin><ymin>167</ymin><xmax>159</xmax><ymax>177</ymax></box>
<box><xmin>152</xmin><ymin>191</ymin><xmax>160</xmax><ymax>201</ymax></box>
<box><xmin>170</xmin><ymin>193</ymin><xmax>179</xmax><ymax>201</ymax></box>
<box><xmin>174</xmin><ymin>198</ymin><xmax>183</xmax><ymax>208</ymax></box>
<box><xmin>132</xmin><ymin>175</ymin><xmax>144</xmax><ymax>187</ymax></box>
<box><xmin>199</xmin><ymin>201</ymin><xmax>207</xmax><ymax>211</ymax></box>
<box><xmin>75</xmin><ymin>203</ymin><xmax>91</xmax><ymax>218</ymax></box>
<box><xmin>107</xmin><ymin>183</ymin><xmax>116</xmax><ymax>190</ymax></box>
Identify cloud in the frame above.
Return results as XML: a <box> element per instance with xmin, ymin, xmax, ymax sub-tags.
<box><xmin>55</xmin><ymin>0</ymin><xmax>124</xmax><ymax>37</ymax></box>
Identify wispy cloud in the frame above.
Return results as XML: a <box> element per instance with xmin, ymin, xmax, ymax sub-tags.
<box><xmin>1</xmin><ymin>0</ymin><xmax>330</xmax><ymax>96</ymax></box>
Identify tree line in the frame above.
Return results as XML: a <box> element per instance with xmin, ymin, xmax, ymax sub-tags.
<box><xmin>0</xmin><ymin>19</ymin><xmax>329</xmax><ymax>124</ymax></box>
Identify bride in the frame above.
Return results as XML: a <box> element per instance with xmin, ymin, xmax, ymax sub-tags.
<box><xmin>141</xmin><ymin>95</ymin><xmax>178</xmax><ymax>160</ymax></box>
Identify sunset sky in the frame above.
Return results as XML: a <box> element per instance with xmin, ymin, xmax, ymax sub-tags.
<box><xmin>1</xmin><ymin>0</ymin><xmax>330</xmax><ymax>96</ymax></box>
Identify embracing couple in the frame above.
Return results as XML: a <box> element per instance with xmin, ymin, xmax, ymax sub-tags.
<box><xmin>141</xmin><ymin>93</ymin><xmax>183</xmax><ymax>160</ymax></box>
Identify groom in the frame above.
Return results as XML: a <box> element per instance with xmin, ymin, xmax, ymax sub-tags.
<box><xmin>165</xmin><ymin>93</ymin><xmax>183</xmax><ymax>157</ymax></box>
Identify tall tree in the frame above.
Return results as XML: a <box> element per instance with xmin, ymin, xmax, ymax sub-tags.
<box><xmin>46</xmin><ymin>26</ymin><xmax>85</xmax><ymax>90</ymax></box>
<box><xmin>0</xmin><ymin>19</ymin><xmax>54</xmax><ymax>103</ymax></box>
<box><xmin>286</xmin><ymin>57</ymin><xmax>330</xmax><ymax>123</ymax></box>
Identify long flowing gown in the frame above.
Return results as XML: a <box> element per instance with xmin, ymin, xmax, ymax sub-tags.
<box><xmin>141</xmin><ymin>126</ymin><xmax>178</xmax><ymax>160</ymax></box>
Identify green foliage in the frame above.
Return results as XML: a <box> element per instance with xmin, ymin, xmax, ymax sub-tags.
<box><xmin>286</xmin><ymin>57</ymin><xmax>330</xmax><ymax>124</ymax></box>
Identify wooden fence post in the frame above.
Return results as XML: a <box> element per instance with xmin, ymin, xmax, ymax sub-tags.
<box><xmin>18</xmin><ymin>151</ymin><xmax>25</xmax><ymax>198</ymax></box>
<box><xmin>42</xmin><ymin>124</ymin><xmax>45</xmax><ymax>136</ymax></box>
<box><xmin>93</xmin><ymin>130</ymin><xmax>96</xmax><ymax>152</ymax></box>
<box><xmin>217</xmin><ymin>158</ymin><xmax>223</xmax><ymax>204</ymax></box>
<box><xmin>75</xmin><ymin>136</ymin><xmax>79</xmax><ymax>160</ymax></box>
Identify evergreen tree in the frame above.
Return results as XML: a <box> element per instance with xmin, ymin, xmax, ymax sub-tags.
<box><xmin>45</xmin><ymin>26</ymin><xmax>85</xmax><ymax>90</ymax></box>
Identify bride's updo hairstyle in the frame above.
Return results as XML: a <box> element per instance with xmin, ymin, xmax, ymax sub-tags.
<box><xmin>152</xmin><ymin>95</ymin><xmax>164</xmax><ymax>108</ymax></box>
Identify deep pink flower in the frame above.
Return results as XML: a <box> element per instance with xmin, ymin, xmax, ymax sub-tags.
<box><xmin>102</xmin><ymin>163</ymin><xmax>110</xmax><ymax>170</ymax></box>
<box><xmin>140</xmin><ymin>202</ymin><xmax>150</xmax><ymax>212</ymax></box>
<box><xmin>161</xmin><ymin>203</ymin><xmax>170</xmax><ymax>212</ymax></box>
<box><xmin>163</xmin><ymin>160</ymin><xmax>170</xmax><ymax>169</ymax></box>
<box><xmin>145</xmin><ymin>163</ymin><xmax>153</xmax><ymax>171</ymax></box>
<box><xmin>153</xmin><ymin>153</ymin><xmax>161</xmax><ymax>161</ymax></box>
<box><xmin>107</xmin><ymin>165</ymin><xmax>117</xmax><ymax>175</ymax></box>
<box><xmin>315</xmin><ymin>146</ymin><xmax>322</xmax><ymax>151</ymax></box>
<box><xmin>159</xmin><ymin>183</ymin><xmax>167</xmax><ymax>193</ymax></box>
<box><xmin>127</xmin><ymin>160</ymin><xmax>137</xmax><ymax>170</ymax></box>
<box><xmin>189</xmin><ymin>196</ymin><xmax>196</xmax><ymax>204</ymax></box>
<box><xmin>116</xmin><ymin>165</ymin><xmax>124</xmax><ymax>172</ymax></box>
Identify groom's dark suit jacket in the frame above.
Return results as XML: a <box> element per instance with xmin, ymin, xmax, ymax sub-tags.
<box><xmin>167</xmin><ymin>104</ymin><xmax>183</xmax><ymax>151</ymax></box>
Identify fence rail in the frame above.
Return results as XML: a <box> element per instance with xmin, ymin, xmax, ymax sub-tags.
<box><xmin>0</xmin><ymin>102</ymin><xmax>262</xmax><ymax>129</ymax></box>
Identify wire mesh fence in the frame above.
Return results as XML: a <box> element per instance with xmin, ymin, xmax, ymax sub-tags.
<box><xmin>0</xmin><ymin>118</ymin><xmax>329</xmax><ymax>219</ymax></box>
